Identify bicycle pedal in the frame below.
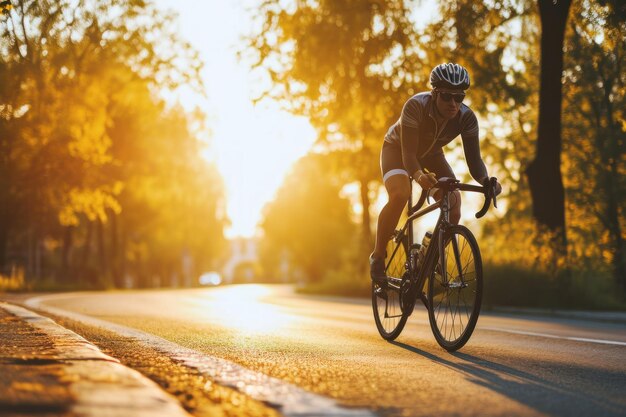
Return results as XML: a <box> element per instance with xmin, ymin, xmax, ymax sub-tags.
<box><xmin>374</xmin><ymin>286</ymin><xmax>388</xmax><ymax>301</ymax></box>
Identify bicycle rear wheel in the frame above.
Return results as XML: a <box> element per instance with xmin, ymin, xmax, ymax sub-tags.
<box><xmin>372</xmin><ymin>232</ymin><xmax>409</xmax><ymax>340</ymax></box>
<box><xmin>427</xmin><ymin>225</ymin><xmax>483</xmax><ymax>351</ymax></box>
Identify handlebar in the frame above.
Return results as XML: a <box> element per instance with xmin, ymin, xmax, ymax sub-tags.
<box><xmin>474</xmin><ymin>177</ymin><xmax>498</xmax><ymax>218</ymax></box>
<box><xmin>433</xmin><ymin>177</ymin><xmax>498</xmax><ymax>219</ymax></box>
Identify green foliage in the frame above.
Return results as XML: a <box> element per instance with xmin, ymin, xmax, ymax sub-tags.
<box><xmin>483</xmin><ymin>262</ymin><xmax>625</xmax><ymax>310</ymax></box>
<box><xmin>562</xmin><ymin>0</ymin><xmax>626</xmax><ymax>290</ymax></box>
<box><xmin>0</xmin><ymin>1</ymin><xmax>11</xmax><ymax>16</ymax></box>
<box><xmin>297</xmin><ymin>271</ymin><xmax>371</xmax><ymax>298</ymax></box>
<box><xmin>0</xmin><ymin>266</ymin><xmax>26</xmax><ymax>291</ymax></box>
<box><xmin>251</xmin><ymin>0</ymin><xmax>626</xmax><ymax>303</ymax></box>
<box><xmin>248</xmin><ymin>0</ymin><xmax>420</xmax><ymax>133</ymax></box>
<box><xmin>430</xmin><ymin>0</ymin><xmax>625</xmax><ymax>295</ymax></box>
<box><xmin>259</xmin><ymin>153</ymin><xmax>358</xmax><ymax>283</ymax></box>
<box><xmin>0</xmin><ymin>0</ymin><xmax>227</xmax><ymax>287</ymax></box>
<box><xmin>246</xmin><ymin>0</ymin><xmax>425</xmax><ymax>242</ymax></box>
<box><xmin>424</xmin><ymin>0</ymin><xmax>537</xmax><ymax>114</ymax></box>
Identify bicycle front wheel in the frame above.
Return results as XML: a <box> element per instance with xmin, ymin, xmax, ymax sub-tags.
<box><xmin>428</xmin><ymin>225</ymin><xmax>483</xmax><ymax>351</ymax></box>
<box><xmin>372</xmin><ymin>232</ymin><xmax>409</xmax><ymax>341</ymax></box>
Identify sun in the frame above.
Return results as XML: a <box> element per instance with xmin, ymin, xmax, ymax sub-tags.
<box><xmin>213</xmin><ymin>101</ymin><xmax>316</xmax><ymax>238</ymax></box>
<box><xmin>154</xmin><ymin>0</ymin><xmax>316</xmax><ymax>238</ymax></box>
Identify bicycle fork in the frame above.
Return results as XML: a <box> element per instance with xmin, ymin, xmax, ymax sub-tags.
<box><xmin>437</xmin><ymin>192</ymin><xmax>466</xmax><ymax>288</ymax></box>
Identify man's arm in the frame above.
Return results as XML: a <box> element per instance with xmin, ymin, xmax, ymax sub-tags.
<box><xmin>399</xmin><ymin>99</ymin><xmax>424</xmax><ymax>179</ymax></box>
<box><xmin>400</xmin><ymin>125</ymin><xmax>422</xmax><ymax>178</ymax></box>
<box><xmin>460</xmin><ymin>110</ymin><xmax>488</xmax><ymax>183</ymax></box>
<box><xmin>462</xmin><ymin>134</ymin><xmax>489</xmax><ymax>183</ymax></box>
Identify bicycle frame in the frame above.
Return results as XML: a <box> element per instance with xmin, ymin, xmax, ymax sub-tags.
<box><xmin>385</xmin><ymin>183</ymin><xmax>442</xmax><ymax>301</ymax></box>
<box><xmin>374</xmin><ymin>175</ymin><xmax>496</xmax><ymax>345</ymax></box>
<box><xmin>387</xmin><ymin>177</ymin><xmax>489</xmax><ymax>310</ymax></box>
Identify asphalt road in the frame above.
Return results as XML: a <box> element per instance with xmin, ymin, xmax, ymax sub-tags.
<box><xmin>26</xmin><ymin>285</ymin><xmax>626</xmax><ymax>417</ymax></box>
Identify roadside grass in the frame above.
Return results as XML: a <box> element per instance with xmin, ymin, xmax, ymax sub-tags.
<box><xmin>0</xmin><ymin>268</ymin><xmax>111</xmax><ymax>293</ymax></box>
<box><xmin>297</xmin><ymin>270</ymin><xmax>371</xmax><ymax>298</ymax></box>
<box><xmin>297</xmin><ymin>263</ymin><xmax>626</xmax><ymax>311</ymax></box>
<box><xmin>482</xmin><ymin>264</ymin><xmax>626</xmax><ymax>311</ymax></box>
<box><xmin>5</xmin><ymin>263</ymin><xmax>624</xmax><ymax>311</ymax></box>
<box><xmin>0</xmin><ymin>268</ymin><xmax>27</xmax><ymax>291</ymax></box>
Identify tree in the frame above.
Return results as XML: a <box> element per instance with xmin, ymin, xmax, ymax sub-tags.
<box><xmin>0</xmin><ymin>0</ymin><xmax>226</xmax><ymax>287</ymax></box>
<box><xmin>429</xmin><ymin>0</ymin><xmax>625</xmax><ymax>292</ymax></box>
<box><xmin>246</xmin><ymin>0</ymin><xmax>421</xmax><ymax>246</ymax></box>
<box><xmin>259</xmin><ymin>153</ymin><xmax>357</xmax><ymax>282</ymax></box>
<box><xmin>525</xmin><ymin>0</ymin><xmax>572</xmax><ymax>251</ymax></box>
<box><xmin>562</xmin><ymin>0</ymin><xmax>626</xmax><ymax>292</ymax></box>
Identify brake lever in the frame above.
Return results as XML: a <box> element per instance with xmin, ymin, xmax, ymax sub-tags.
<box><xmin>490</xmin><ymin>177</ymin><xmax>498</xmax><ymax>209</ymax></box>
<box><xmin>475</xmin><ymin>177</ymin><xmax>493</xmax><ymax>219</ymax></box>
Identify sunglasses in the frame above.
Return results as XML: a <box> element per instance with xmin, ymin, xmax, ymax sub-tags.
<box><xmin>438</xmin><ymin>92</ymin><xmax>466</xmax><ymax>103</ymax></box>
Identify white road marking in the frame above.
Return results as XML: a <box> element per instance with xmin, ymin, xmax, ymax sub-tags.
<box><xmin>480</xmin><ymin>326</ymin><xmax>626</xmax><ymax>346</ymax></box>
<box><xmin>26</xmin><ymin>295</ymin><xmax>376</xmax><ymax>417</ymax></box>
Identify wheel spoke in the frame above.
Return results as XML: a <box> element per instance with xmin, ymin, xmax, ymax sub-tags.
<box><xmin>458</xmin><ymin>292</ymin><xmax>465</xmax><ymax>330</ymax></box>
<box><xmin>373</xmin><ymin>236</ymin><xmax>410</xmax><ymax>340</ymax></box>
<box><xmin>428</xmin><ymin>227</ymin><xmax>482</xmax><ymax>350</ymax></box>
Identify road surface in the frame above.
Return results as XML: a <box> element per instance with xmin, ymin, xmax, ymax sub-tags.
<box><xmin>24</xmin><ymin>285</ymin><xmax>626</xmax><ymax>417</ymax></box>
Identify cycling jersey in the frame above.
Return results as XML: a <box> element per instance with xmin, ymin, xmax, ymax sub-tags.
<box><xmin>383</xmin><ymin>92</ymin><xmax>487</xmax><ymax>182</ymax></box>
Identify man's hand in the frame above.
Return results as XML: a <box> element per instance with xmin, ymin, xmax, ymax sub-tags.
<box><xmin>415</xmin><ymin>170</ymin><xmax>437</xmax><ymax>190</ymax></box>
<box><xmin>494</xmin><ymin>181</ymin><xmax>502</xmax><ymax>196</ymax></box>
<box><xmin>481</xmin><ymin>177</ymin><xmax>502</xmax><ymax>196</ymax></box>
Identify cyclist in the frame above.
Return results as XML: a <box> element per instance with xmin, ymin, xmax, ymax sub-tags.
<box><xmin>370</xmin><ymin>63</ymin><xmax>501</xmax><ymax>285</ymax></box>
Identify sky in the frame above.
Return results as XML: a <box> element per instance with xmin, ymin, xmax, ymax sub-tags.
<box><xmin>153</xmin><ymin>0</ymin><xmax>442</xmax><ymax>239</ymax></box>
<box><xmin>154</xmin><ymin>0</ymin><xmax>317</xmax><ymax>238</ymax></box>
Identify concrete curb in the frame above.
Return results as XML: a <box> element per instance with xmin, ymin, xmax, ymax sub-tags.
<box><xmin>0</xmin><ymin>302</ymin><xmax>192</xmax><ymax>417</ymax></box>
<box><xmin>26</xmin><ymin>294</ymin><xmax>378</xmax><ymax>417</ymax></box>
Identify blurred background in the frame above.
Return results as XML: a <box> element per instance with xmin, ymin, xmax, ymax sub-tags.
<box><xmin>0</xmin><ymin>0</ymin><xmax>624</xmax><ymax>309</ymax></box>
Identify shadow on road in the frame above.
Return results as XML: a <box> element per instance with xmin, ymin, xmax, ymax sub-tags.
<box><xmin>389</xmin><ymin>341</ymin><xmax>624</xmax><ymax>417</ymax></box>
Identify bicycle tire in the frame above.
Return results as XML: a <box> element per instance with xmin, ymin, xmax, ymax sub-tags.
<box><xmin>427</xmin><ymin>225</ymin><xmax>483</xmax><ymax>351</ymax></box>
<box><xmin>372</xmin><ymin>232</ymin><xmax>410</xmax><ymax>341</ymax></box>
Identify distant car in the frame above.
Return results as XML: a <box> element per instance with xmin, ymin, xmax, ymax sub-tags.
<box><xmin>199</xmin><ymin>272</ymin><xmax>222</xmax><ymax>286</ymax></box>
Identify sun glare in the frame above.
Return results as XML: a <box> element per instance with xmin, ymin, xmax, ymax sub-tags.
<box><xmin>202</xmin><ymin>285</ymin><xmax>293</xmax><ymax>334</ymax></box>
<box><xmin>154</xmin><ymin>0</ymin><xmax>449</xmax><ymax>239</ymax></box>
<box><xmin>154</xmin><ymin>0</ymin><xmax>316</xmax><ymax>238</ymax></box>
<box><xmin>214</xmin><ymin>104</ymin><xmax>316</xmax><ymax>238</ymax></box>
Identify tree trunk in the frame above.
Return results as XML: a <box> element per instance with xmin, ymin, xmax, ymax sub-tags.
<box><xmin>594</xmin><ymin>145</ymin><xmax>625</xmax><ymax>294</ymax></box>
<box><xmin>607</xmin><ymin>192</ymin><xmax>626</xmax><ymax>292</ymax></box>
<box><xmin>0</xmin><ymin>157</ymin><xmax>8</xmax><ymax>272</ymax></box>
<box><xmin>601</xmin><ymin>84</ymin><xmax>626</xmax><ymax>294</ymax></box>
<box><xmin>96</xmin><ymin>218</ymin><xmax>106</xmax><ymax>283</ymax></box>
<box><xmin>60</xmin><ymin>226</ymin><xmax>73</xmax><ymax>283</ymax></box>
<box><xmin>27</xmin><ymin>228</ymin><xmax>34</xmax><ymax>280</ymax></box>
<box><xmin>359</xmin><ymin>178</ymin><xmax>372</xmax><ymax>245</ymax></box>
<box><xmin>80</xmin><ymin>221</ymin><xmax>93</xmax><ymax>268</ymax></box>
<box><xmin>0</xmin><ymin>218</ymin><xmax>7</xmax><ymax>273</ymax></box>
<box><xmin>526</xmin><ymin>0</ymin><xmax>572</xmax><ymax>249</ymax></box>
<box><xmin>120</xmin><ymin>224</ymin><xmax>128</xmax><ymax>287</ymax></box>
<box><xmin>34</xmin><ymin>236</ymin><xmax>42</xmax><ymax>282</ymax></box>
<box><xmin>110</xmin><ymin>211</ymin><xmax>121</xmax><ymax>287</ymax></box>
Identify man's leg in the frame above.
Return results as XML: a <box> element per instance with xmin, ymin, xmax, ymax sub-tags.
<box><xmin>371</xmin><ymin>174</ymin><xmax>410</xmax><ymax>281</ymax></box>
<box><xmin>422</xmin><ymin>152</ymin><xmax>461</xmax><ymax>224</ymax></box>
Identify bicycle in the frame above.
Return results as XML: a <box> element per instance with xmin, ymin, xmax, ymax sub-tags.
<box><xmin>372</xmin><ymin>176</ymin><xmax>498</xmax><ymax>351</ymax></box>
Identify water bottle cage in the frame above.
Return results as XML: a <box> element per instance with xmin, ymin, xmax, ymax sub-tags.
<box><xmin>409</xmin><ymin>246</ymin><xmax>421</xmax><ymax>271</ymax></box>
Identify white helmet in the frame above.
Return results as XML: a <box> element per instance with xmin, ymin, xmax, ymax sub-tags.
<box><xmin>430</xmin><ymin>63</ymin><xmax>470</xmax><ymax>90</ymax></box>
